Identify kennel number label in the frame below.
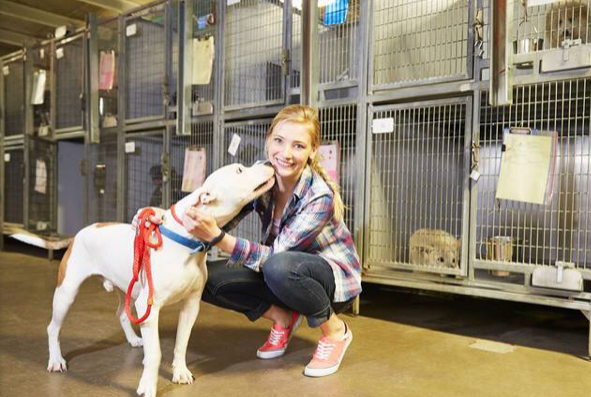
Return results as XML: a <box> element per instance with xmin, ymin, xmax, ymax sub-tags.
<box><xmin>56</xmin><ymin>48</ymin><xmax>64</xmax><ymax>59</ymax></box>
<box><xmin>372</xmin><ymin>118</ymin><xmax>394</xmax><ymax>134</ymax></box>
<box><xmin>125</xmin><ymin>141</ymin><xmax>136</xmax><ymax>154</ymax></box>
<box><xmin>227</xmin><ymin>0</ymin><xmax>241</xmax><ymax>5</ymax></box>
<box><xmin>227</xmin><ymin>133</ymin><xmax>241</xmax><ymax>156</ymax></box>
<box><xmin>4</xmin><ymin>153</ymin><xmax>10</xmax><ymax>162</ymax></box>
<box><xmin>2</xmin><ymin>66</ymin><xmax>8</xmax><ymax>76</ymax></box>
<box><xmin>126</xmin><ymin>24</ymin><xmax>138</xmax><ymax>37</ymax></box>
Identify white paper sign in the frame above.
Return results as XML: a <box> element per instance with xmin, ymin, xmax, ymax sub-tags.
<box><xmin>4</xmin><ymin>153</ymin><xmax>10</xmax><ymax>162</ymax></box>
<box><xmin>2</xmin><ymin>66</ymin><xmax>9</xmax><ymax>76</ymax></box>
<box><xmin>182</xmin><ymin>147</ymin><xmax>207</xmax><ymax>192</ymax></box>
<box><xmin>318</xmin><ymin>142</ymin><xmax>340</xmax><ymax>183</ymax></box>
<box><xmin>31</xmin><ymin>70</ymin><xmax>47</xmax><ymax>105</ymax></box>
<box><xmin>192</xmin><ymin>36</ymin><xmax>215</xmax><ymax>85</ymax></box>
<box><xmin>227</xmin><ymin>0</ymin><xmax>241</xmax><ymax>5</ymax></box>
<box><xmin>228</xmin><ymin>133</ymin><xmax>241</xmax><ymax>156</ymax></box>
<box><xmin>126</xmin><ymin>23</ymin><xmax>137</xmax><ymax>37</ymax></box>
<box><xmin>125</xmin><ymin>141</ymin><xmax>136</xmax><ymax>153</ymax></box>
<box><xmin>34</xmin><ymin>159</ymin><xmax>47</xmax><ymax>194</ymax></box>
<box><xmin>372</xmin><ymin>117</ymin><xmax>394</xmax><ymax>134</ymax></box>
<box><xmin>56</xmin><ymin>48</ymin><xmax>64</xmax><ymax>59</ymax></box>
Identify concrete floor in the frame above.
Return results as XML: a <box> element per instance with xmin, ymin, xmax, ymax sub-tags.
<box><xmin>1</xmin><ymin>242</ymin><xmax>590</xmax><ymax>397</ymax></box>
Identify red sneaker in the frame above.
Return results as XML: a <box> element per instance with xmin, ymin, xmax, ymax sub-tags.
<box><xmin>304</xmin><ymin>323</ymin><xmax>353</xmax><ymax>377</ymax></box>
<box><xmin>257</xmin><ymin>312</ymin><xmax>303</xmax><ymax>359</ymax></box>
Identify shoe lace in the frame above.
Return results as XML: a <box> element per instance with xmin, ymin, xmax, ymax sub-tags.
<box><xmin>268</xmin><ymin>327</ymin><xmax>286</xmax><ymax>346</ymax></box>
<box><xmin>313</xmin><ymin>340</ymin><xmax>335</xmax><ymax>361</ymax></box>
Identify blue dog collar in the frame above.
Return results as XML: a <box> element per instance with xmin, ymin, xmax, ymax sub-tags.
<box><xmin>159</xmin><ymin>225</ymin><xmax>206</xmax><ymax>253</ymax></box>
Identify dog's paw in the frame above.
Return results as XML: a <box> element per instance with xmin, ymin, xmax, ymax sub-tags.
<box><xmin>136</xmin><ymin>375</ymin><xmax>156</xmax><ymax>397</ymax></box>
<box><xmin>172</xmin><ymin>366</ymin><xmax>194</xmax><ymax>385</ymax></box>
<box><xmin>47</xmin><ymin>357</ymin><xmax>67</xmax><ymax>372</ymax></box>
<box><xmin>128</xmin><ymin>335</ymin><xmax>143</xmax><ymax>347</ymax></box>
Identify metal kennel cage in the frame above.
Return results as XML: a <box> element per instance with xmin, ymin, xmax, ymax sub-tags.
<box><xmin>223</xmin><ymin>0</ymin><xmax>285</xmax><ymax>110</ymax></box>
<box><xmin>365</xmin><ymin>97</ymin><xmax>472</xmax><ymax>276</ymax></box>
<box><xmin>370</xmin><ymin>0</ymin><xmax>473</xmax><ymax>90</ymax></box>
<box><xmin>3</xmin><ymin>146</ymin><xmax>24</xmax><ymax>225</ymax></box>
<box><xmin>55</xmin><ymin>34</ymin><xmax>85</xmax><ymax>133</ymax></box>
<box><xmin>2</xmin><ymin>54</ymin><xmax>25</xmax><ymax>137</ymax></box>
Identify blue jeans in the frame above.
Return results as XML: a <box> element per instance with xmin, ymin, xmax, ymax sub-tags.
<box><xmin>202</xmin><ymin>251</ymin><xmax>353</xmax><ymax>328</ymax></box>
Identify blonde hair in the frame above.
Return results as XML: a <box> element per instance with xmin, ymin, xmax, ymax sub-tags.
<box><xmin>266</xmin><ymin>105</ymin><xmax>345</xmax><ymax>222</ymax></box>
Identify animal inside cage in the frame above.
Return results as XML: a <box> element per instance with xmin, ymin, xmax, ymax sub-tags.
<box><xmin>3</xmin><ymin>147</ymin><xmax>24</xmax><ymax>225</ymax></box>
<box><xmin>125</xmin><ymin>132</ymin><xmax>164</xmax><ymax>221</ymax></box>
<box><xmin>125</xmin><ymin>4</ymin><xmax>166</xmax><ymax>121</ymax></box>
<box><xmin>169</xmin><ymin>121</ymin><xmax>214</xmax><ymax>204</ymax></box>
<box><xmin>477</xmin><ymin>79</ymin><xmax>591</xmax><ymax>271</ymax></box>
<box><xmin>367</xmin><ymin>99</ymin><xmax>470</xmax><ymax>274</ymax></box>
<box><xmin>87</xmin><ymin>132</ymin><xmax>119</xmax><ymax>224</ymax></box>
<box><xmin>291</xmin><ymin>0</ymin><xmax>361</xmax><ymax>89</ymax></box>
<box><xmin>55</xmin><ymin>37</ymin><xmax>84</xmax><ymax>131</ymax></box>
<box><xmin>372</xmin><ymin>0</ymin><xmax>470</xmax><ymax>88</ymax></box>
<box><xmin>2</xmin><ymin>57</ymin><xmax>25</xmax><ymax>136</ymax></box>
<box><xmin>224</xmin><ymin>0</ymin><xmax>284</xmax><ymax>109</ymax></box>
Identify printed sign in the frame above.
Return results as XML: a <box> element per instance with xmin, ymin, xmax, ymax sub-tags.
<box><xmin>182</xmin><ymin>147</ymin><xmax>207</xmax><ymax>192</ymax></box>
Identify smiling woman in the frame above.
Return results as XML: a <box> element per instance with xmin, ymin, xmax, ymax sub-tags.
<box><xmin>181</xmin><ymin>104</ymin><xmax>361</xmax><ymax>378</ymax></box>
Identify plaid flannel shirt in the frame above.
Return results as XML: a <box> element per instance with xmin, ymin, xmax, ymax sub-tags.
<box><xmin>225</xmin><ymin>166</ymin><xmax>361</xmax><ymax>302</ymax></box>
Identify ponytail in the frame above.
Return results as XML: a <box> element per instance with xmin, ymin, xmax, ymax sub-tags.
<box><xmin>310</xmin><ymin>156</ymin><xmax>345</xmax><ymax>222</ymax></box>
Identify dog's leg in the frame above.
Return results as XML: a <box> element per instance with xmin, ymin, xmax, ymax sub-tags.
<box><xmin>171</xmin><ymin>293</ymin><xmax>202</xmax><ymax>384</ymax></box>
<box><xmin>135</xmin><ymin>299</ymin><xmax>161</xmax><ymax>397</ymax></box>
<box><xmin>47</xmin><ymin>243</ymin><xmax>92</xmax><ymax>372</ymax></box>
<box><xmin>116</xmin><ymin>289</ymin><xmax>143</xmax><ymax>347</ymax></box>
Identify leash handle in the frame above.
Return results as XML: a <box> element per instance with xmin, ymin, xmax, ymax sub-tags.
<box><xmin>125</xmin><ymin>208</ymin><xmax>161</xmax><ymax>325</ymax></box>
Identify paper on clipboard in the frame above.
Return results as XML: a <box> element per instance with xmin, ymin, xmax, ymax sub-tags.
<box><xmin>34</xmin><ymin>159</ymin><xmax>47</xmax><ymax>194</ymax></box>
<box><xmin>495</xmin><ymin>132</ymin><xmax>556</xmax><ymax>205</ymax></box>
<box><xmin>318</xmin><ymin>141</ymin><xmax>340</xmax><ymax>183</ymax></box>
<box><xmin>192</xmin><ymin>36</ymin><xmax>214</xmax><ymax>85</ymax></box>
<box><xmin>182</xmin><ymin>147</ymin><xmax>207</xmax><ymax>192</ymax></box>
<box><xmin>99</xmin><ymin>51</ymin><xmax>115</xmax><ymax>90</ymax></box>
<box><xmin>31</xmin><ymin>70</ymin><xmax>46</xmax><ymax>105</ymax></box>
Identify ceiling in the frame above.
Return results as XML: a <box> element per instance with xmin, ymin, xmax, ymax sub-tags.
<box><xmin>0</xmin><ymin>0</ymin><xmax>155</xmax><ymax>57</ymax></box>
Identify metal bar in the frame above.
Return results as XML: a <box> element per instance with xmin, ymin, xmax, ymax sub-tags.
<box><xmin>117</xmin><ymin>14</ymin><xmax>126</xmax><ymax>222</ymax></box>
<box><xmin>0</xmin><ymin>1</ymin><xmax>84</xmax><ymax>28</ymax></box>
<box><xmin>87</xmin><ymin>14</ymin><xmax>100</xmax><ymax>144</ymax></box>
<box><xmin>177</xmin><ymin>0</ymin><xmax>193</xmax><ymax>136</ymax></box>
<box><xmin>23</xmin><ymin>46</ymin><xmax>34</xmax><ymax>137</ymax></box>
<box><xmin>0</xmin><ymin>29</ymin><xmax>40</xmax><ymax>47</ymax></box>
<box><xmin>490</xmin><ymin>0</ymin><xmax>512</xmax><ymax>105</ymax></box>
<box><xmin>300</xmin><ymin>0</ymin><xmax>319</xmax><ymax>107</ymax></box>
<box><xmin>75</xmin><ymin>0</ymin><xmax>140</xmax><ymax>13</ymax></box>
<box><xmin>0</xmin><ymin>57</ymin><xmax>4</xmax><ymax>250</ymax></box>
<box><xmin>214</xmin><ymin>0</ymin><xmax>225</xmax><ymax>171</ymax></box>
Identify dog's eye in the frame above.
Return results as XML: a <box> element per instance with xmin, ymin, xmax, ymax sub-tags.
<box><xmin>236</xmin><ymin>167</ymin><xmax>243</xmax><ymax>174</ymax></box>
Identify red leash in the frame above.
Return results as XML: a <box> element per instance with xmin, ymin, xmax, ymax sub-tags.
<box><xmin>125</xmin><ymin>208</ymin><xmax>162</xmax><ymax>325</ymax></box>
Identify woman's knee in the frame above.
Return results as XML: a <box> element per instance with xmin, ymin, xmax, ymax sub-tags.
<box><xmin>262</xmin><ymin>251</ymin><xmax>301</xmax><ymax>287</ymax></box>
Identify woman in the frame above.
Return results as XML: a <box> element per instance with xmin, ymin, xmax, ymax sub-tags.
<box><xmin>150</xmin><ymin>105</ymin><xmax>361</xmax><ymax>377</ymax></box>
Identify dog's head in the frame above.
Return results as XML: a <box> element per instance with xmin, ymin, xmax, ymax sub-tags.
<box><xmin>185</xmin><ymin>162</ymin><xmax>275</xmax><ymax>227</ymax></box>
<box><xmin>546</xmin><ymin>1</ymin><xmax>589</xmax><ymax>48</ymax></box>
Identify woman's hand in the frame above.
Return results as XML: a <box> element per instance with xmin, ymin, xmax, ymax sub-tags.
<box><xmin>182</xmin><ymin>208</ymin><xmax>221</xmax><ymax>242</ymax></box>
<box><xmin>131</xmin><ymin>207</ymin><xmax>166</xmax><ymax>231</ymax></box>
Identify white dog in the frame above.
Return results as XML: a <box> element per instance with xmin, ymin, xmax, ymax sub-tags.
<box><xmin>47</xmin><ymin>162</ymin><xmax>275</xmax><ymax>397</ymax></box>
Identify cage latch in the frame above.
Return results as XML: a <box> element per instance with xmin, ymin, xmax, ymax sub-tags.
<box><xmin>281</xmin><ymin>49</ymin><xmax>290</xmax><ymax>76</ymax></box>
<box><xmin>470</xmin><ymin>141</ymin><xmax>480</xmax><ymax>181</ymax></box>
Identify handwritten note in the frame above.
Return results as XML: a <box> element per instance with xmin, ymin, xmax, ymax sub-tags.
<box><xmin>496</xmin><ymin>133</ymin><xmax>554</xmax><ymax>204</ymax></box>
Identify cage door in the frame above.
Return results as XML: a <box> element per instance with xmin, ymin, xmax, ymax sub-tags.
<box><xmin>25</xmin><ymin>135</ymin><xmax>56</xmax><ymax>234</ymax></box>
